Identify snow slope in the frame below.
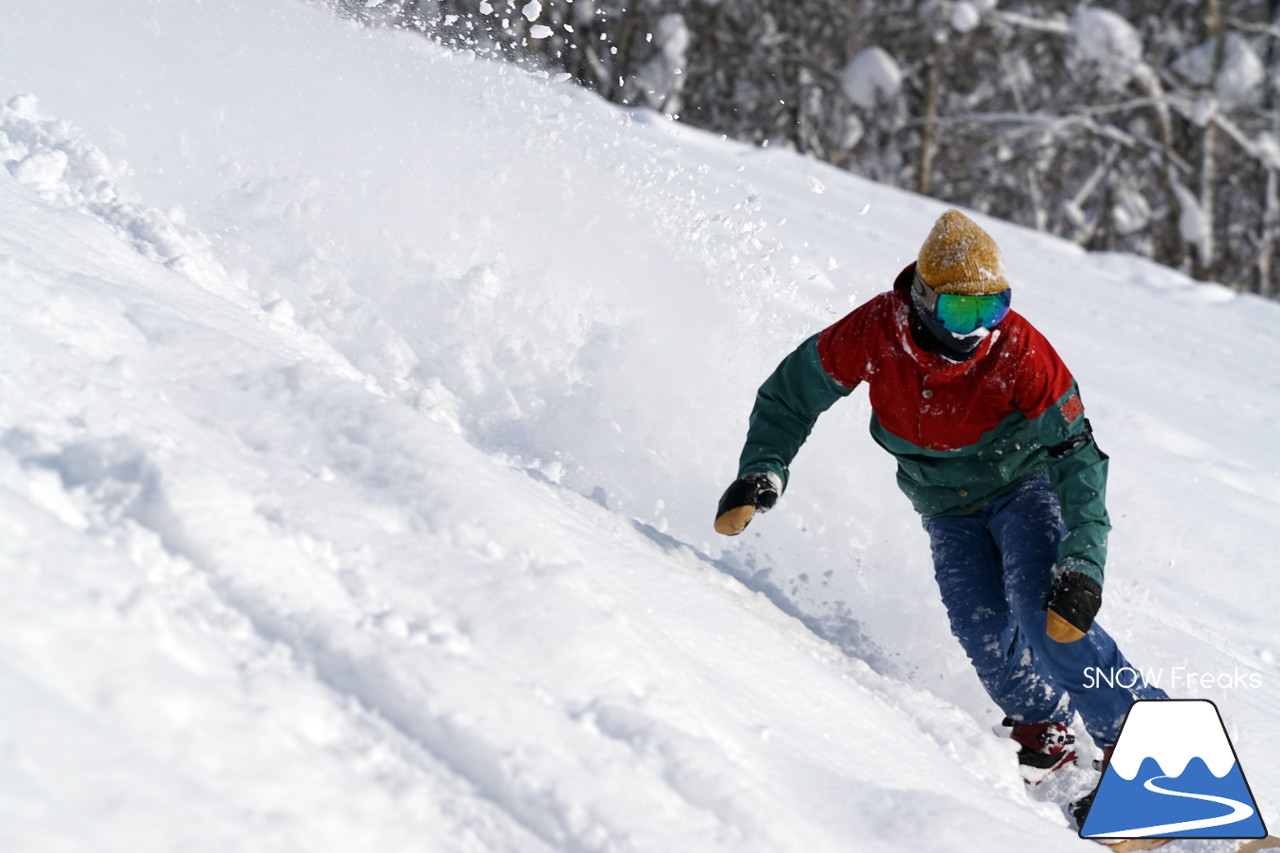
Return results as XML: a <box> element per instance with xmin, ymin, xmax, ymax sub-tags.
<box><xmin>0</xmin><ymin>2</ymin><xmax>1277</xmax><ymax>851</ymax></box>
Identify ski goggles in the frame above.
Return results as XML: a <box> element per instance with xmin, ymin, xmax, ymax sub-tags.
<box><xmin>911</xmin><ymin>271</ymin><xmax>1011</xmax><ymax>334</ymax></box>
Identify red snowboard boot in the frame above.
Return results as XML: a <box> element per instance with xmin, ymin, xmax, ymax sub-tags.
<box><xmin>1005</xmin><ymin>718</ymin><xmax>1078</xmax><ymax>786</ymax></box>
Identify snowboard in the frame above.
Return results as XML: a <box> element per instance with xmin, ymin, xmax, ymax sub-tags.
<box><xmin>1093</xmin><ymin>836</ymin><xmax>1280</xmax><ymax>853</ymax></box>
<box><xmin>1093</xmin><ymin>840</ymin><xmax>1170</xmax><ymax>852</ymax></box>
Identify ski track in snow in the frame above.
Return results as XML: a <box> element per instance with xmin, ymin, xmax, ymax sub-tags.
<box><xmin>0</xmin><ymin>2</ymin><xmax>1278</xmax><ymax>852</ymax></box>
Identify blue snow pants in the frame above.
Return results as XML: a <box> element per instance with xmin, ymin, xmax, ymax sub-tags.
<box><xmin>922</xmin><ymin>473</ymin><xmax>1166</xmax><ymax>747</ymax></box>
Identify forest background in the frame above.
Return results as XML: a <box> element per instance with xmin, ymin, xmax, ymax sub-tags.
<box><xmin>334</xmin><ymin>0</ymin><xmax>1280</xmax><ymax>299</ymax></box>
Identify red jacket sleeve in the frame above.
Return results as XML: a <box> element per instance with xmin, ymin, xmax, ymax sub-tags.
<box><xmin>816</xmin><ymin>293</ymin><xmax>894</xmax><ymax>389</ymax></box>
<box><xmin>1010</xmin><ymin>320</ymin><xmax>1078</xmax><ymax>427</ymax></box>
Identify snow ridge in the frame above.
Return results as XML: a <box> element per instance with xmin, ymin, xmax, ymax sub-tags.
<box><xmin>1</xmin><ymin>95</ymin><xmax>238</xmax><ymax>292</ymax></box>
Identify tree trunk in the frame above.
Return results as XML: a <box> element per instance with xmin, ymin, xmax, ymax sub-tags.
<box><xmin>1256</xmin><ymin>0</ymin><xmax>1280</xmax><ymax>297</ymax></box>
<box><xmin>917</xmin><ymin>35</ymin><xmax>942</xmax><ymax>197</ymax></box>
<box><xmin>1193</xmin><ymin>0</ymin><xmax>1228</xmax><ymax>281</ymax></box>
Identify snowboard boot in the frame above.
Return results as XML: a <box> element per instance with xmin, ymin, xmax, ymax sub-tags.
<box><xmin>1004</xmin><ymin>718</ymin><xmax>1078</xmax><ymax>786</ymax></box>
<box><xmin>1069</xmin><ymin>745</ymin><xmax>1115</xmax><ymax>829</ymax></box>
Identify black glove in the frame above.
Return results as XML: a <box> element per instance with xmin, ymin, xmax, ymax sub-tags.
<box><xmin>713</xmin><ymin>474</ymin><xmax>779</xmax><ymax>536</ymax></box>
<box><xmin>1045</xmin><ymin>572</ymin><xmax>1102</xmax><ymax>643</ymax></box>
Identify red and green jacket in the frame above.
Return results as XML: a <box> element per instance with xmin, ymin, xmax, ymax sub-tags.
<box><xmin>738</xmin><ymin>264</ymin><xmax>1110</xmax><ymax>585</ymax></box>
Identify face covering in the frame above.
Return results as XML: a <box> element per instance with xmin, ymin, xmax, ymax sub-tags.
<box><xmin>909</xmin><ymin>292</ymin><xmax>992</xmax><ymax>362</ymax></box>
<box><xmin>908</xmin><ymin>271</ymin><xmax>1008</xmax><ymax>362</ymax></box>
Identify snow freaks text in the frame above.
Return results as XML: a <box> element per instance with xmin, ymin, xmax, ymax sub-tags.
<box><xmin>1083</xmin><ymin>666</ymin><xmax>1264</xmax><ymax>691</ymax></box>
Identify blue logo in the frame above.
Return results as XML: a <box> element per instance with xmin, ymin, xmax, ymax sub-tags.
<box><xmin>1081</xmin><ymin>700</ymin><xmax>1267</xmax><ymax>840</ymax></box>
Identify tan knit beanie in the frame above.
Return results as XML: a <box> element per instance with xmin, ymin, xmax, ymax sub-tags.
<box><xmin>916</xmin><ymin>209</ymin><xmax>1009</xmax><ymax>295</ymax></box>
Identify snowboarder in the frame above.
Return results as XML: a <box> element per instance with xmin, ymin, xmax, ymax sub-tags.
<box><xmin>714</xmin><ymin>209</ymin><xmax>1167</xmax><ymax>803</ymax></box>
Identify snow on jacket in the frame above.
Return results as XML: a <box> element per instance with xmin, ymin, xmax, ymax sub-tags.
<box><xmin>737</xmin><ymin>263</ymin><xmax>1110</xmax><ymax>585</ymax></box>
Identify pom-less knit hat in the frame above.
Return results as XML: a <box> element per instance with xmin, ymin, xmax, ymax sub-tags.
<box><xmin>916</xmin><ymin>209</ymin><xmax>1009</xmax><ymax>295</ymax></box>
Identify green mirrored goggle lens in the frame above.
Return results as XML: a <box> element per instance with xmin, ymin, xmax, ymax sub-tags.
<box><xmin>934</xmin><ymin>289</ymin><xmax>1011</xmax><ymax>334</ymax></box>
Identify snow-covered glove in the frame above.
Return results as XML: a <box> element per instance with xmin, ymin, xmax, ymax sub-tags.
<box><xmin>713</xmin><ymin>474</ymin><xmax>779</xmax><ymax>536</ymax></box>
<box><xmin>1045</xmin><ymin>572</ymin><xmax>1102</xmax><ymax>643</ymax></box>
